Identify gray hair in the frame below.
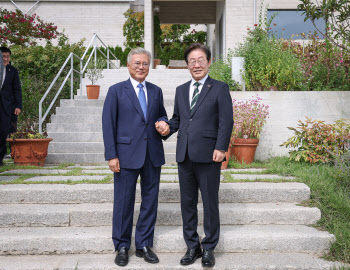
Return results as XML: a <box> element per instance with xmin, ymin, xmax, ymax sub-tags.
<box><xmin>127</xmin><ymin>47</ymin><xmax>152</xmax><ymax>64</ymax></box>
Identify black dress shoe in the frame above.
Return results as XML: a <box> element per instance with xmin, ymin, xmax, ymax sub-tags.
<box><xmin>115</xmin><ymin>247</ymin><xmax>129</xmax><ymax>266</ymax></box>
<box><xmin>202</xmin><ymin>249</ymin><xmax>215</xmax><ymax>267</ymax></box>
<box><xmin>180</xmin><ymin>247</ymin><xmax>202</xmax><ymax>265</ymax></box>
<box><xmin>136</xmin><ymin>246</ymin><xmax>159</xmax><ymax>264</ymax></box>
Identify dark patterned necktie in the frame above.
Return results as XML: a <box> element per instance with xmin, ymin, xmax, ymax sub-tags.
<box><xmin>190</xmin><ymin>82</ymin><xmax>200</xmax><ymax>112</ymax></box>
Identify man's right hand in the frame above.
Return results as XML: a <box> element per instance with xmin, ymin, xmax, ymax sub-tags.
<box><xmin>155</xmin><ymin>121</ymin><xmax>170</xmax><ymax>136</ymax></box>
<box><xmin>108</xmin><ymin>158</ymin><xmax>120</xmax><ymax>173</ymax></box>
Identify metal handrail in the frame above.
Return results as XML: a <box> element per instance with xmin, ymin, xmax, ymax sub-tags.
<box><xmin>39</xmin><ymin>33</ymin><xmax>119</xmax><ymax>134</ymax></box>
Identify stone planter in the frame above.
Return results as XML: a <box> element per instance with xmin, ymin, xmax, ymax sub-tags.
<box><xmin>6</xmin><ymin>138</ymin><xmax>53</xmax><ymax>167</ymax></box>
<box><xmin>231</xmin><ymin>138</ymin><xmax>259</xmax><ymax>164</ymax></box>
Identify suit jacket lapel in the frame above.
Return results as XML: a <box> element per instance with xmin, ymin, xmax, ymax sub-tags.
<box><xmin>123</xmin><ymin>79</ymin><xmax>146</xmax><ymax>121</ymax></box>
<box><xmin>146</xmin><ymin>82</ymin><xmax>154</xmax><ymax>122</ymax></box>
<box><xmin>181</xmin><ymin>81</ymin><xmax>191</xmax><ymax>115</ymax></box>
<box><xmin>190</xmin><ymin>76</ymin><xmax>214</xmax><ymax>116</ymax></box>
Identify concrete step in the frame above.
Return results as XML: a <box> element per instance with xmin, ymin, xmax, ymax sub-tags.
<box><xmin>0</xmin><ymin>253</ymin><xmax>343</xmax><ymax>270</ymax></box>
<box><xmin>60</xmin><ymin>98</ymin><xmax>175</xmax><ymax>107</ymax></box>
<box><xmin>0</xmin><ymin>225</ymin><xmax>335</xmax><ymax>255</ymax></box>
<box><xmin>47</xmin><ymin>123</ymin><xmax>102</xmax><ymax>132</ymax></box>
<box><xmin>45</xmin><ymin>152</ymin><xmax>177</xmax><ymax>165</ymax></box>
<box><xmin>74</xmin><ymin>94</ymin><xmax>175</xmax><ymax>101</ymax></box>
<box><xmin>0</xmin><ymin>183</ymin><xmax>311</xmax><ymax>204</ymax></box>
<box><xmin>47</xmin><ymin>132</ymin><xmax>177</xmax><ymax>143</ymax></box>
<box><xmin>0</xmin><ymin>203</ymin><xmax>321</xmax><ymax>228</ymax></box>
<box><xmin>54</xmin><ymin>106</ymin><xmax>174</xmax><ymax>116</ymax></box>
<box><xmin>48</xmin><ymin>142</ymin><xmax>177</xmax><ymax>153</ymax></box>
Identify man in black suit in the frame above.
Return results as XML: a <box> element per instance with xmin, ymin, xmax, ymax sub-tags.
<box><xmin>0</xmin><ymin>47</ymin><xmax>22</xmax><ymax>165</ymax></box>
<box><xmin>157</xmin><ymin>43</ymin><xmax>233</xmax><ymax>267</ymax></box>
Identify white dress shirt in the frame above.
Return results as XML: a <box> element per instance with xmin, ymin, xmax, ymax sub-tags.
<box><xmin>130</xmin><ymin>76</ymin><xmax>148</xmax><ymax>104</ymax></box>
<box><xmin>189</xmin><ymin>74</ymin><xmax>208</xmax><ymax>105</ymax></box>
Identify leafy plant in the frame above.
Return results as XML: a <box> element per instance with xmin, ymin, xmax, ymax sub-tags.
<box><xmin>160</xmin><ymin>43</ymin><xmax>187</xmax><ymax>66</ymax></box>
<box><xmin>9</xmin><ymin>119</ymin><xmax>48</xmax><ymax>139</ymax></box>
<box><xmin>0</xmin><ymin>8</ymin><xmax>60</xmax><ymax>46</ymax></box>
<box><xmin>297</xmin><ymin>0</ymin><xmax>350</xmax><ymax>53</ymax></box>
<box><xmin>281</xmin><ymin>117</ymin><xmax>350</xmax><ymax>163</ymax></box>
<box><xmin>209</xmin><ymin>49</ymin><xmax>241</xmax><ymax>91</ymax></box>
<box><xmin>231</xmin><ymin>95</ymin><xmax>269</xmax><ymax>140</ymax></box>
<box><xmin>234</xmin><ymin>3</ymin><xmax>305</xmax><ymax>91</ymax></box>
<box><xmin>11</xmin><ymin>34</ymin><xmax>85</xmax><ymax>131</ymax></box>
<box><xmin>123</xmin><ymin>9</ymin><xmax>144</xmax><ymax>48</ymax></box>
<box><xmin>85</xmin><ymin>59</ymin><xmax>104</xmax><ymax>85</ymax></box>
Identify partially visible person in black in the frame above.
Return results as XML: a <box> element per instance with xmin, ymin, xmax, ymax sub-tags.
<box><xmin>0</xmin><ymin>47</ymin><xmax>22</xmax><ymax>166</ymax></box>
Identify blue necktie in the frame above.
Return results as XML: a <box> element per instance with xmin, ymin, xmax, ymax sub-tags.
<box><xmin>137</xmin><ymin>83</ymin><xmax>147</xmax><ymax>119</ymax></box>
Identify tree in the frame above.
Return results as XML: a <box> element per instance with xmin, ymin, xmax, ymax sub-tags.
<box><xmin>297</xmin><ymin>0</ymin><xmax>350</xmax><ymax>52</ymax></box>
<box><xmin>0</xmin><ymin>8</ymin><xmax>60</xmax><ymax>46</ymax></box>
<box><xmin>123</xmin><ymin>9</ymin><xmax>144</xmax><ymax>47</ymax></box>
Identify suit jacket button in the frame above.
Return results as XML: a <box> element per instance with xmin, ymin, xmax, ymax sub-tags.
<box><xmin>190</xmin><ymin>119</ymin><xmax>192</xmax><ymax>121</ymax></box>
<box><xmin>144</xmin><ymin>138</ymin><xmax>147</xmax><ymax>141</ymax></box>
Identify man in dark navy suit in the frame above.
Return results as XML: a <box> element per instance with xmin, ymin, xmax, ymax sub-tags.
<box><xmin>158</xmin><ymin>43</ymin><xmax>233</xmax><ymax>267</ymax></box>
<box><xmin>102</xmin><ymin>47</ymin><xmax>170</xmax><ymax>267</ymax></box>
<box><xmin>0</xmin><ymin>47</ymin><xmax>22</xmax><ymax>166</ymax></box>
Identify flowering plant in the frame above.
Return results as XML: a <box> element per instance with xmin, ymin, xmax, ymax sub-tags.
<box><xmin>231</xmin><ymin>95</ymin><xmax>269</xmax><ymax>141</ymax></box>
<box><xmin>0</xmin><ymin>8</ymin><xmax>59</xmax><ymax>46</ymax></box>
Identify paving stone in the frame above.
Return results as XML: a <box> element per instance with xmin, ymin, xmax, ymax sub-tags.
<box><xmin>223</xmin><ymin>168</ymin><xmax>266</xmax><ymax>172</ymax></box>
<box><xmin>230</xmin><ymin>174</ymin><xmax>295</xmax><ymax>180</ymax></box>
<box><xmin>0</xmin><ymin>169</ymin><xmax>70</xmax><ymax>175</ymax></box>
<box><xmin>0</xmin><ymin>253</ymin><xmax>345</xmax><ymax>270</ymax></box>
<box><xmin>0</xmin><ymin>176</ymin><xmax>20</xmax><ymax>182</ymax></box>
<box><xmin>81</xmin><ymin>170</ymin><xmax>112</xmax><ymax>174</ymax></box>
<box><xmin>68</xmin><ymin>166</ymin><xmax>109</xmax><ymax>169</ymax></box>
<box><xmin>24</xmin><ymin>175</ymin><xmax>108</xmax><ymax>182</ymax></box>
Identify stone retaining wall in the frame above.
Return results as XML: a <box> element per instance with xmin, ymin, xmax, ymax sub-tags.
<box><xmin>231</xmin><ymin>91</ymin><xmax>350</xmax><ymax>161</ymax></box>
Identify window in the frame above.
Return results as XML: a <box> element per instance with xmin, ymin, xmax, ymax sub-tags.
<box><xmin>267</xmin><ymin>10</ymin><xmax>326</xmax><ymax>39</ymax></box>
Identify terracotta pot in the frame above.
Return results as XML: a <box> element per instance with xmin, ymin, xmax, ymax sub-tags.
<box><xmin>230</xmin><ymin>138</ymin><xmax>259</xmax><ymax>164</ymax></box>
<box><xmin>86</xmin><ymin>85</ymin><xmax>100</xmax><ymax>99</ymax></box>
<box><xmin>154</xmin><ymin>59</ymin><xmax>161</xmax><ymax>69</ymax></box>
<box><xmin>6</xmin><ymin>138</ymin><xmax>53</xmax><ymax>167</ymax></box>
<box><xmin>221</xmin><ymin>147</ymin><xmax>232</xmax><ymax>170</ymax></box>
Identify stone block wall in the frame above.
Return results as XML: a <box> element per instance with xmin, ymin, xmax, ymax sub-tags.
<box><xmin>231</xmin><ymin>91</ymin><xmax>350</xmax><ymax>160</ymax></box>
<box><xmin>0</xmin><ymin>0</ymin><xmax>129</xmax><ymax>47</ymax></box>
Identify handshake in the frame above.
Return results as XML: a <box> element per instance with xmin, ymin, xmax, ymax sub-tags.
<box><xmin>155</xmin><ymin>121</ymin><xmax>170</xmax><ymax>136</ymax></box>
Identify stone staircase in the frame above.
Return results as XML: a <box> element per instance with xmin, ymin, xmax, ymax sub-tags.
<box><xmin>0</xmin><ymin>168</ymin><xmax>341</xmax><ymax>269</ymax></box>
<box><xmin>46</xmin><ymin>68</ymin><xmax>191</xmax><ymax>165</ymax></box>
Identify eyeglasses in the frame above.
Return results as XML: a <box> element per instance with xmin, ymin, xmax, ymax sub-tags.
<box><xmin>2</xmin><ymin>56</ymin><xmax>10</xmax><ymax>59</ymax></box>
<box><xmin>188</xmin><ymin>58</ymin><xmax>207</xmax><ymax>67</ymax></box>
<box><xmin>132</xmin><ymin>62</ymin><xmax>149</xmax><ymax>68</ymax></box>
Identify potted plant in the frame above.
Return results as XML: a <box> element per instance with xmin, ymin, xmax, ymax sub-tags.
<box><xmin>230</xmin><ymin>95</ymin><xmax>269</xmax><ymax>164</ymax></box>
<box><xmin>85</xmin><ymin>59</ymin><xmax>104</xmax><ymax>99</ymax></box>
<box><xmin>6</xmin><ymin>121</ymin><xmax>53</xmax><ymax>167</ymax></box>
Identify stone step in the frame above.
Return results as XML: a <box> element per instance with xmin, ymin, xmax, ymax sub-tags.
<box><xmin>47</xmin><ymin>132</ymin><xmax>177</xmax><ymax>143</ymax></box>
<box><xmin>0</xmin><ymin>183</ymin><xmax>310</xmax><ymax>204</ymax></box>
<box><xmin>45</xmin><ymin>152</ymin><xmax>177</xmax><ymax>165</ymax></box>
<box><xmin>0</xmin><ymin>225</ymin><xmax>335</xmax><ymax>255</ymax></box>
<box><xmin>74</xmin><ymin>94</ymin><xmax>175</xmax><ymax>101</ymax></box>
<box><xmin>51</xmin><ymin>107</ymin><xmax>174</xmax><ymax>122</ymax></box>
<box><xmin>47</xmin><ymin>123</ymin><xmax>102</xmax><ymax>132</ymax></box>
<box><xmin>0</xmin><ymin>203</ymin><xmax>321</xmax><ymax>228</ymax></box>
<box><xmin>54</xmin><ymin>106</ymin><xmax>174</xmax><ymax>116</ymax></box>
<box><xmin>48</xmin><ymin>142</ymin><xmax>177</xmax><ymax>153</ymax></box>
<box><xmin>0</xmin><ymin>253</ymin><xmax>342</xmax><ymax>270</ymax></box>
<box><xmin>60</xmin><ymin>98</ymin><xmax>175</xmax><ymax>107</ymax></box>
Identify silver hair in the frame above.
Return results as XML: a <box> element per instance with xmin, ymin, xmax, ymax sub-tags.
<box><xmin>127</xmin><ymin>47</ymin><xmax>152</xmax><ymax>64</ymax></box>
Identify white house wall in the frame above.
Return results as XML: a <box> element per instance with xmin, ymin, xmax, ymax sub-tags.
<box><xmin>0</xmin><ymin>1</ymin><xmax>130</xmax><ymax>47</ymax></box>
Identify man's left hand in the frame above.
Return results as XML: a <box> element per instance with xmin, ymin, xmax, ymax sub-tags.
<box><xmin>14</xmin><ymin>108</ymin><xmax>21</xmax><ymax>115</ymax></box>
<box><xmin>213</xmin><ymin>149</ymin><xmax>225</xmax><ymax>162</ymax></box>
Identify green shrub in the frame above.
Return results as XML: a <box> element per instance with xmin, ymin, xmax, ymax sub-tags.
<box><xmin>332</xmin><ymin>143</ymin><xmax>350</xmax><ymax>190</ymax></box>
<box><xmin>11</xmin><ymin>35</ymin><xmax>85</xmax><ymax>131</ymax></box>
<box><xmin>209</xmin><ymin>51</ymin><xmax>241</xmax><ymax>91</ymax></box>
<box><xmin>281</xmin><ymin>117</ymin><xmax>350</xmax><ymax>163</ymax></box>
<box><xmin>160</xmin><ymin>43</ymin><xmax>187</xmax><ymax>66</ymax></box>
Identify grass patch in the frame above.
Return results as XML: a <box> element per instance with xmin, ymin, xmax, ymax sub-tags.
<box><xmin>254</xmin><ymin>156</ymin><xmax>350</xmax><ymax>264</ymax></box>
<box><xmin>228</xmin><ymin>159</ymin><xmax>266</xmax><ymax>169</ymax></box>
